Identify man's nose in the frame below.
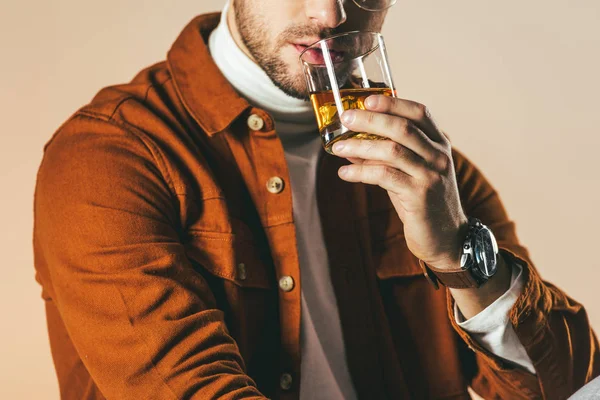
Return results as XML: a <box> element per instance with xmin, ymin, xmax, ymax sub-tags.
<box><xmin>306</xmin><ymin>0</ymin><xmax>348</xmax><ymax>29</ymax></box>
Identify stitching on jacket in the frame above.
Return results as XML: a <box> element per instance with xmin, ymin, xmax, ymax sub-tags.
<box><xmin>88</xmin><ymin>201</ymin><xmax>171</xmax><ymax>225</ymax></box>
<box><xmin>187</xmin><ymin>232</ymin><xmax>235</xmax><ymax>241</ymax></box>
<box><xmin>107</xmin><ymin>75</ymin><xmax>173</xmax><ymax>121</ymax></box>
<box><xmin>76</xmin><ymin>111</ymin><xmax>179</xmax><ymax>198</ymax></box>
<box><xmin>175</xmin><ymin>193</ymin><xmax>227</xmax><ymax>202</ymax></box>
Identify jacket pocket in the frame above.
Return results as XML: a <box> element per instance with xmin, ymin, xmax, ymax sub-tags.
<box><xmin>367</xmin><ymin>207</ymin><xmax>405</xmax><ymax>244</ymax></box>
<box><xmin>183</xmin><ymin>227</ymin><xmax>279</xmax><ymax>368</ymax></box>
<box><xmin>371</xmin><ymin>232</ymin><xmax>424</xmax><ymax>280</ymax></box>
<box><xmin>184</xmin><ymin>230</ymin><xmax>273</xmax><ymax>290</ymax></box>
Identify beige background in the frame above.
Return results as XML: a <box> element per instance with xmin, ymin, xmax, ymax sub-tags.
<box><xmin>1</xmin><ymin>0</ymin><xmax>599</xmax><ymax>398</ymax></box>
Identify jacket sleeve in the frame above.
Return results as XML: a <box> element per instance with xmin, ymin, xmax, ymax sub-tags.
<box><xmin>34</xmin><ymin>115</ymin><xmax>267</xmax><ymax>400</ymax></box>
<box><xmin>449</xmin><ymin>147</ymin><xmax>600</xmax><ymax>400</ymax></box>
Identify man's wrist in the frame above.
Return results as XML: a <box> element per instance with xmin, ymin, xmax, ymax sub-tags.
<box><xmin>449</xmin><ymin>250</ymin><xmax>512</xmax><ymax>320</ymax></box>
<box><xmin>429</xmin><ymin>217</ymin><xmax>470</xmax><ymax>272</ymax></box>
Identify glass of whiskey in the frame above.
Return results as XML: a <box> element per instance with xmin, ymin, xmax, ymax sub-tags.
<box><xmin>300</xmin><ymin>31</ymin><xmax>397</xmax><ymax>154</ymax></box>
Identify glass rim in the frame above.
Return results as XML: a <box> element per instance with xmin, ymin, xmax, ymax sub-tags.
<box><xmin>351</xmin><ymin>0</ymin><xmax>397</xmax><ymax>12</ymax></box>
<box><xmin>298</xmin><ymin>30</ymin><xmax>383</xmax><ymax>65</ymax></box>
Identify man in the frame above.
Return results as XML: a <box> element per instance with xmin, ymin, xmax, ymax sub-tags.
<box><xmin>33</xmin><ymin>0</ymin><xmax>598</xmax><ymax>399</ymax></box>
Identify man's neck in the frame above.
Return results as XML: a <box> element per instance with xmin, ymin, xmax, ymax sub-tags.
<box><xmin>226</xmin><ymin>1</ymin><xmax>257</xmax><ymax>65</ymax></box>
<box><xmin>208</xmin><ymin>2</ymin><xmax>317</xmax><ymax>135</ymax></box>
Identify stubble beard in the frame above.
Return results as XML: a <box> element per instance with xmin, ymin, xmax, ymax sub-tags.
<box><xmin>234</xmin><ymin>3</ymin><xmax>314</xmax><ymax>100</ymax></box>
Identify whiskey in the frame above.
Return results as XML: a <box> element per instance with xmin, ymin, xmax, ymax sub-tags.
<box><xmin>309</xmin><ymin>87</ymin><xmax>395</xmax><ymax>154</ymax></box>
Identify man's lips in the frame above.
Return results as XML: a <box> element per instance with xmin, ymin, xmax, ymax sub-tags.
<box><xmin>294</xmin><ymin>44</ymin><xmax>309</xmax><ymax>53</ymax></box>
<box><xmin>295</xmin><ymin>37</ymin><xmax>321</xmax><ymax>46</ymax></box>
<box><xmin>295</xmin><ymin>43</ymin><xmax>346</xmax><ymax>65</ymax></box>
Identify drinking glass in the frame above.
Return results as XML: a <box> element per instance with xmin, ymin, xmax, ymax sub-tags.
<box><xmin>300</xmin><ymin>31</ymin><xmax>397</xmax><ymax>154</ymax></box>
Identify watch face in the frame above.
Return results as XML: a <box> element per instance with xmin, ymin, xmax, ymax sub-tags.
<box><xmin>474</xmin><ymin>227</ymin><xmax>498</xmax><ymax>277</ymax></box>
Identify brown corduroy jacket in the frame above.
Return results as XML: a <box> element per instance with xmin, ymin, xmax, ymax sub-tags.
<box><xmin>33</xmin><ymin>12</ymin><xmax>599</xmax><ymax>400</ymax></box>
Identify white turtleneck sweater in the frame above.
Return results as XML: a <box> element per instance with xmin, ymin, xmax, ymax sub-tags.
<box><xmin>208</xmin><ymin>4</ymin><xmax>535</xmax><ymax>399</ymax></box>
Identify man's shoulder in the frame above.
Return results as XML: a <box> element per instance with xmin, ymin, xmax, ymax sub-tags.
<box><xmin>81</xmin><ymin>60</ymin><xmax>173</xmax><ymax>123</ymax></box>
<box><xmin>40</xmin><ymin>58</ymin><xmax>224</xmax><ymax>202</ymax></box>
<box><xmin>43</xmin><ymin>59</ymin><xmax>196</xmax><ymax>158</ymax></box>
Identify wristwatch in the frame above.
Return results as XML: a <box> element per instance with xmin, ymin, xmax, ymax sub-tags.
<box><xmin>418</xmin><ymin>217</ymin><xmax>499</xmax><ymax>289</ymax></box>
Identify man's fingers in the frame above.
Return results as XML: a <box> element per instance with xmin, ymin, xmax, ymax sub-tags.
<box><xmin>340</xmin><ymin>110</ymin><xmax>440</xmax><ymax>165</ymax></box>
<box><xmin>333</xmin><ymin>137</ymin><xmax>430</xmax><ymax>178</ymax></box>
<box><xmin>346</xmin><ymin>156</ymin><xmax>366</xmax><ymax>164</ymax></box>
<box><xmin>338</xmin><ymin>163</ymin><xmax>413</xmax><ymax>195</ymax></box>
<box><xmin>362</xmin><ymin>95</ymin><xmax>447</xmax><ymax>145</ymax></box>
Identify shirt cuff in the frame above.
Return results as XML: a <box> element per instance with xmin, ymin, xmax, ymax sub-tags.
<box><xmin>454</xmin><ymin>253</ymin><xmax>536</xmax><ymax>374</ymax></box>
<box><xmin>454</xmin><ymin>255</ymin><xmax>523</xmax><ymax>330</ymax></box>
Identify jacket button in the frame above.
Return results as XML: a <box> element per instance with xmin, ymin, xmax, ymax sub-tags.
<box><xmin>280</xmin><ymin>373</ymin><xmax>293</xmax><ymax>390</ymax></box>
<box><xmin>266</xmin><ymin>176</ymin><xmax>284</xmax><ymax>194</ymax></box>
<box><xmin>247</xmin><ymin>114</ymin><xmax>265</xmax><ymax>131</ymax></box>
<box><xmin>279</xmin><ymin>276</ymin><xmax>295</xmax><ymax>292</ymax></box>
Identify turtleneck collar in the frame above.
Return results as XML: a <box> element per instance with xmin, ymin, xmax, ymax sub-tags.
<box><xmin>208</xmin><ymin>1</ymin><xmax>318</xmax><ymax>136</ymax></box>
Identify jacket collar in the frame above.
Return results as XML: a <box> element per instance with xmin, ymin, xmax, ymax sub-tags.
<box><xmin>167</xmin><ymin>13</ymin><xmax>250</xmax><ymax>136</ymax></box>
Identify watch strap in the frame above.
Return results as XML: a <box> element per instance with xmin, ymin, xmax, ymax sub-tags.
<box><xmin>418</xmin><ymin>259</ymin><xmax>484</xmax><ymax>289</ymax></box>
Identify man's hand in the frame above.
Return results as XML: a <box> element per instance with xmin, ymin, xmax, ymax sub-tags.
<box><xmin>332</xmin><ymin>94</ymin><xmax>468</xmax><ymax>270</ymax></box>
<box><xmin>331</xmin><ymin>95</ymin><xmax>511</xmax><ymax>318</ymax></box>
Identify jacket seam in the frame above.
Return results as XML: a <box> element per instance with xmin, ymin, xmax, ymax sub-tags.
<box><xmin>107</xmin><ymin>75</ymin><xmax>173</xmax><ymax>120</ymax></box>
<box><xmin>75</xmin><ymin>111</ymin><xmax>179</xmax><ymax>198</ymax></box>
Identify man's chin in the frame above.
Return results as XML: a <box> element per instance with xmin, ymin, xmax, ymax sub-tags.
<box><xmin>256</xmin><ymin>50</ymin><xmax>311</xmax><ymax>99</ymax></box>
<box><xmin>270</xmin><ymin>50</ymin><xmax>312</xmax><ymax>99</ymax></box>
<box><xmin>278</xmin><ymin>84</ymin><xmax>310</xmax><ymax>100</ymax></box>
<box><xmin>268</xmin><ymin>74</ymin><xmax>310</xmax><ymax>100</ymax></box>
